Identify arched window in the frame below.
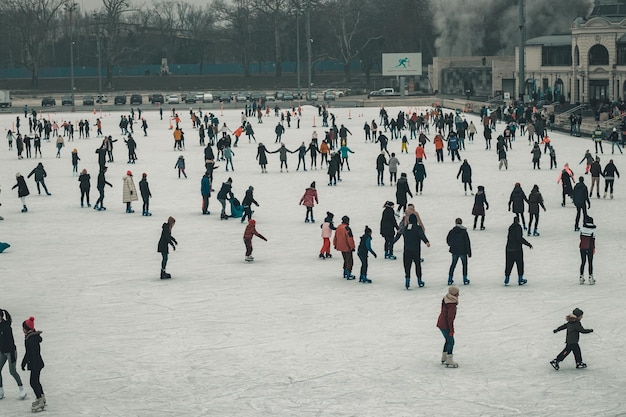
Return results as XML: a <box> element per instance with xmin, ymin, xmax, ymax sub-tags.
<box><xmin>588</xmin><ymin>44</ymin><xmax>609</xmax><ymax>65</ymax></box>
<box><xmin>574</xmin><ymin>45</ymin><xmax>580</xmax><ymax>66</ymax></box>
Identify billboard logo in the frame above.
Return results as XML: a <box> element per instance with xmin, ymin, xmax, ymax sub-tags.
<box><xmin>395</xmin><ymin>57</ymin><xmax>410</xmax><ymax>69</ymax></box>
<box><xmin>382</xmin><ymin>53</ymin><xmax>422</xmax><ymax>76</ymax></box>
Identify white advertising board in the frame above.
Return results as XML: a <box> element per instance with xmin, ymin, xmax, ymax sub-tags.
<box><xmin>382</xmin><ymin>53</ymin><xmax>422</xmax><ymax>76</ymax></box>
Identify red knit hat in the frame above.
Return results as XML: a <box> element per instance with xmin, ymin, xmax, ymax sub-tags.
<box><xmin>23</xmin><ymin>316</ymin><xmax>35</xmax><ymax>331</ymax></box>
<box><xmin>127</xmin><ymin>170</ymin><xmax>133</xmax><ymax>176</ymax></box>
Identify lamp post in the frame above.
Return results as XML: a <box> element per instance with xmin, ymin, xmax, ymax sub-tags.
<box><xmin>296</xmin><ymin>6</ymin><xmax>300</xmax><ymax>98</ymax></box>
<box><xmin>66</xmin><ymin>0</ymin><xmax>77</xmax><ymax>113</ymax></box>
<box><xmin>306</xmin><ymin>0</ymin><xmax>312</xmax><ymax>100</ymax></box>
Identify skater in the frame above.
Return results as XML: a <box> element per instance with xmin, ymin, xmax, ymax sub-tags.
<box><xmin>243</xmin><ymin>219</ymin><xmax>267</xmax><ymax>262</ymax></box>
<box><xmin>589</xmin><ymin>157</ymin><xmax>602</xmax><ymax>198</ymax></box>
<box><xmin>395</xmin><ymin>173</ymin><xmax>413</xmax><ymax>213</ymax></box>
<box><xmin>78</xmin><ymin>169</ymin><xmax>91</xmax><ymax>208</ymax></box>
<box><xmin>319</xmin><ymin>212</ymin><xmax>336</xmax><ymax>259</ymax></box>
<box><xmin>334</xmin><ymin>215</ymin><xmax>356</xmax><ymax>279</ymax></box>
<box><xmin>12</xmin><ymin>173</ymin><xmax>29</xmax><ymax>213</ymax></box>
<box><xmin>217</xmin><ymin>177</ymin><xmax>234</xmax><ymax>219</ymax></box>
<box><xmin>437</xmin><ymin>285</ymin><xmax>460</xmax><ymax>368</ymax></box>
<box><xmin>376</xmin><ymin>151</ymin><xmax>388</xmax><ymax>186</ymax></box>
<box><xmin>457</xmin><ymin>159</ymin><xmax>473</xmax><ymax>195</ymax></box>
<box><xmin>256</xmin><ymin>143</ymin><xmax>269</xmax><ymax>173</ymax></box>
<box><xmin>579</xmin><ymin>149</ymin><xmax>594</xmax><ymax>174</ymax></box>
<box><xmin>339</xmin><ymin>141</ymin><xmax>355</xmax><ymax>172</ymax></box>
<box><xmin>27</xmin><ymin>163</ymin><xmax>51</xmax><ymax>196</ymax></box>
<box><xmin>139</xmin><ymin>173</ymin><xmax>152</xmax><ymax>216</ymax></box>
<box><xmin>609</xmin><ymin>127</ymin><xmax>623</xmax><ymax>154</ymax></box>
<box><xmin>508</xmin><ymin>182</ymin><xmax>528</xmax><ymax>230</ymax></box>
<box><xmin>447</xmin><ymin>131</ymin><xmax>461</xmax><ymax>161</ymax></box>
<box><xmin>388</xmin><ymin>152</ymin><xmax>400</xmax><ymax>184</ymax></box>
<box><xmin>201</xmin><ymin>171</ymin><xmax>211</xmax><ymax>215</ymax></box>
<box><xmin>357</xmin><ymin>226</ymin><xmax>377</xmax><ymax>283</ymax></box>
<box><xmin>55</xmin><ymin>135</ymin><xmax>64</xmax><ymax>158</ymax></box>
<box><xmin>412</xmin><ymin>159</ymin><xmax>427</xmax><ymax>195</ymax></box>
<box><xmin>157</xmin><ymin>216</ymin><xmax>177</xmax><ymax>279</ymax></box>
<box><xmin>0</xmin><ymin>309</ymin><xmax>27</xmax><ymax>400</ymax></box>
<box><xmin>269</xmin><ymin>143</ymin><xmax>294</xmax><ymax>173</ymax></box>
<box><xmin>550</xmin><ymin>308</ymin><xmax>593</xmax><ymax>370</ymax></box>
<box><xmin>527</xmin><ymin>185</ymin><xmax>546</xmax><ymax>236</ymax></box>
<box><xmin>531</xmin><ymin>142</ymin><xmax>542</xmax><ymax>169</ymax></box>
<box><xmin>446</xmin><ymin>218</ymin><xmax>472</xmax><ymax>285</ymax></box>
<box><xmin>592</xmin><ymin>125</ymin><xmax>604</xmax><ymax>154</ymax></box>
<box><xmin>224</xmin><ymin>146</ymin><xmax>235</xmax><ymax>172</ymax></box>
<box><xmin>558</xmin><ymin>163</ymin><xmax>575</xmax><ymax>206</ymax></box>
<box><xmin>434</xmin><ymin>131</ymin><xmax>445</xmax><ymax>162</ymax></box>
<box><xmin>548</xmin><ymin>144</ymin><xmax>557</xmax><ymax>169</ymax></box>
<box><xmin>125</xmin><ymin>135</ymin><xmax>137</xmax><ymax>164</ymax></box>
<box><xmin>295</xmin><ymin>141</ymin><xmax>308</xmax><ymax>171</ymax></box>
<box><xmin>380</xmin><ymin>201</ymin><xmax>399</xmax><ymax>260</ymax></box>
<box><xmin>472</xmin><ymin>185</ymin><xmax>489</xmax><ymax>230</ymax></box>
<box><xmin>94</xmin><ymin>167</ymin><xmax>113</xmax><ymax>211</ymax></box>
<box><xmin>504</xmin><ymin>216</ymin><xmax>533</xmax><ymax>285</ymax></box>
<box><xmin>299</xmin><ymin>182</ymin><xmax>318</xmax><ymax>223</ymax></box>
<box><xmin>573</xmin><ymin>177</ymin><xmax>591</xmax><ymax>231</ymax></box>
<box><xmin>327</xmin><ymin>152</ymin><xmax>340</xmax><ymax>186</ymax></box>
<box><xmin>241</xmin><ymin>186</ymin><xmax>259</xmax><ymax>223</ymax></box>
<box><xmin>174</xmin><ymin>155</ymin><xmax>187</xmax><ymax>178</ymax></box>
<box><xmin>602</xmin><ymin>159</ymin><xmax>620</xmax><ymax>199</ymax></box>
<box><xmin>579</xmin><ymin>216</ymin><xmax>596</xmax><ymax>285</ymax></box>
<box><xmin>402</xmin><ymin>213</ymin><xmax>430</xmax><ymax>289</ymax></box>
<box><xmin>20</xmin><ymin>317</ymin><xmax>45</xmax><ymax>412</ymax></box>
<box><xmin>71</xmin><ymin>148</ymin><xmax>80</xmax><ymax>175</ymax></box>
<box><xmin>122</xmin><ymin>171</ymin><xmax>138</xmax><ymax>213</ymax></box>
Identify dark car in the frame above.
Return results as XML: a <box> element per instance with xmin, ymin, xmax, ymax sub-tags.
<box><xmin>61</xmin><ymin>95</ymin><xmax>74</xmax><ymax>106</ymax></box>
<box><xmin>114</xmin><ymin>95</ymin><xmax>127</xmax><ymax>105</ymax></box>
<box><xmin>220</xmin><ymin>93</ymin><xmax>231</xmax><ymax>103</ymax></box>
<box><xmin>82</xmin><ymin>95</ymin><xmax>94</xmax><ymax>106</ymax></box>
<box><xmin>130</xmin><ymin>94</ymin><xmax>143</xmax><ymax>105</ymax></box>
<box><xmin>41</xmin><ymin>97</ymin><xmax>56</xmax><ymax>107</ymax></box>
<box><xmin>183</xmin><ymin>93</ymin><xmax>196</xmax><ymax>104</ymax></box>
<box><xmin>149</xmin><ymin>93</ymin><xmax>164</xmax><ymax>104</ymax></box>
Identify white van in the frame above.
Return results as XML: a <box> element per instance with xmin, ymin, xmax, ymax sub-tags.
<box><xmin>203</xmin><ymin>93</ymin><xmax>214</xmax><ymax>103</ymax></box>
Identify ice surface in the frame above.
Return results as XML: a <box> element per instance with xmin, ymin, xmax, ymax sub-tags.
<box><xmin>0</xmin><ymin>103</ymin><xmax>624</xmax><ymax>416</ymax></box>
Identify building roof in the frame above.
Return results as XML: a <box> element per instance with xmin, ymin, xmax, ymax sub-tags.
<box><xmin>526</xmin><ymin>35</ymin><xmax>572</xmax><ymax>47</ymax></box>
<box><xmin>590</xmin><ymin>0</ymin><xmax>626</xmax><ymax>18</ymax></box>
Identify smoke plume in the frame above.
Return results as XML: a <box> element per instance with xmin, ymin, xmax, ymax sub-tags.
<box><xmin>433</xmin><ymin>0</ymin><xmax>595</xmax><ymax>57</ymax></box>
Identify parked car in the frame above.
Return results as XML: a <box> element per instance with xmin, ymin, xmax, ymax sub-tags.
<box><xmin>194</xmin><ymin>92</ymin><xmax>205</xmax><ymax>102</ymax></box>
<box><xmin>306</xmin><ymin>92</ymin><xmax>318</xmax><ymax>101</ymax></box>
<box><xmin>82</xmin><ymin>95</ymin><xmax>95</xmax><ymax>106</ymax></box>
<box><xmin>96</xmin><ymin>95</ymin><xmax>108</xmax><ymax>103</ymax></box>
<box><xmin>265</xmin><ymin>93</ymin><xmax>276</xmax><ymax>102</ymax></box>
<box><xmin>235</xmin><ymin>92</ymin><xmax>247</xmax><ymax>102</ymax></box>
<box><xmin>61</xmin><ymin>95</ymin><xmax>74</xmax><ymax>106</ymax></box>
<box><xmin>322</xmin><ymin>88</ymin><xmax>345</xmax><ymax>99</ymax></box>
<box><xmin>166</xmin><ymin>94</ymin><xmax>180</xmax><ymax>104</ymax></box>
<box><xmin>275</xmin><ymin>91</ymin><xmax>286</xmax><ymax>101</ymax></box>
<box><xmin>130</xmin><ymin>94</ymin><xmax>143</xmax><ymax>105</ymax></box>
<box><xmin>323</xmin><ymin>91</ymin><xmax>336</xmax><ymax>101</ymax></box>
<box><xmin>149</xmin><ymin>93</ymin><xmax>164</xmax><ymax>104</ymax></box>
<box><xmin>220</xmin><ymin>93</ymin><xmax>231</xmax><ymax>103</ymax></box>
<box><xmin>283</xmin><ymin>92</ymin><xmax>295</xmax><ymax>101</ymax></box>
<box><xmin>367</xmin><ymin>88</ymin><xmax>396</xmax><ymax>98</ymax></box>
<box><xmin>114</xmin><ymin>95</ymin><xmax>127</xmax><ymax>105</ymax></box>
<box><xmin>183</xmin><ymin>93</ymin><xmax>196</xmax><ymax>104</ymax></box>
<box><xmin>202</xmin><ymin>93</ymin><xmax>214</xmax><ymax>103</ymax></box>
<box><xmin>41</xmin><ymin>97</ymin><xmax>56</xmax><ymax>107</ymax></box>
<box><xmin>249</xmin><ymin>92</ymin><xmax>266</xmax><ymax>102</ymax></box>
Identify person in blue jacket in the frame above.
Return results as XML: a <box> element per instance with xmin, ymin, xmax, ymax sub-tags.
<box><xmin>201</xmin><ymin>172</ymin><xmax>211</xmax><ymax>215</ymax></box>
<box><xmin>357</xmin><ymin>226</ymin><xmax>377</xmax><ymax>283</ymax></box>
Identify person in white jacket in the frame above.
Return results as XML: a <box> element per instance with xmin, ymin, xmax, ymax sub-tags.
<box><xmin>122</xmin><ymin>170</ymin><xmax>138</xmax><ymax>213</ymax></box>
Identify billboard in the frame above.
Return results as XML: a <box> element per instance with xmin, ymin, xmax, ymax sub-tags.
<box><xmin>382</xmin><ymin>53</ymin><xmax>422</xmax><ymax>76</ymax></box>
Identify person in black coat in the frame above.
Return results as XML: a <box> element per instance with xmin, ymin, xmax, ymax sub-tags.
<box><xmin>402</xmin><ymin>213</ymin><xmax>430</xmax><ymax>289</ymax></box>
<box><xmin>217</xmin><ymin>178</ymin><xmax>234</xmax><ymax>219</ymax></box>
<box><xmin>78</xmin><ymin>169</ymin><xmax>91</xmax><ymax>207</ymax></box>
<box><xmin>12</xmin><ymin>173</ymin><xmax>30</xmax><ymax>212</ymax></box>
<box><xmin>94</xmin><ymin>166</ymin><xmax>113</xmax><ymax>211</ymax></box>
<box><xmin>20</xmin><ymin>317</ymin><xmax>45</xmax><ymax>411</ymax></box>
<box><xmin>139</xmin><ymin>173</ymin><xmax>152</xmax><ymax>216</ymax></box>
<box><xmin>241</xmin><ymin>186</ymin><xmax>259</xmax><ymax>223</ymax></box>
<box><xmin>527</xmin><ymin>184</ymin><xmax>546</xmax><ymax>236</ymax></box>
<box><xmin>376</xmin><ymin>151</ymin><xmax>388</xmax><ymax>186</ymax></box>
<box><xmin>27</xmin><ymin>163</ymin><xmax>51</xmax><ymax>196</ymax></box>
<box><xmin>125</xmin><ymin>135</ymin><xmax>137</xmax><ymax>164</ymax></box>
<box><xmin>395</xmin><ymin>173</ymin><xmax>413</xmax><ymax>213</ymax></box>
<box><xmin>157</xmin><ymin>216</ymin><xmax>177</xmax><ymax>279</ymax></box>
<box><xmin>573</xmin><ymin>176</ymin><xmax>590</xmax><ymax>231</ymax></box>
<box><xmin>327</xmin><ymin>152</ymin><xmax>340</xmax><ymax>186</ymax></box>
<box><xmin>457</xmin><ymin>159</ymin><xmax>473</xmax><ymax>195</ymax></box>
<box><xmin>472</xmin><ymin>185</ymin><xmax>489</xmax><ymax>230</ymax></box>
<box><xmin>550</xmin><ymin>308</ymin><xmax>593</xmax><ymax>370</ymax></box>
<box><xmin>446</xmin><ymin>218</ymin><xmax>472</xmax><ymax>285</ymax></box>
<box><xmin>508</xmin><ymin>182</ymin><xmax>528</xmax><ymax>230</ymax></box>
<box><xmin>602</xmin><ymin>159</ymin><xmax>620</xmax><ymax>198</ymax></box>
<box><xmin>0</xmin><ymin>309</ymin><xmax>27</xmax><ymax>400</ymax></box>
<box><xmin>380</xmin><ymin>201</ymin><xmax>398</xmax><ymax>259</ymax></box>
<box><xmin>256</xmin><ymin>143</ymin><xmax>269</xmax><ymax>173</ymax></box>
<box><xmin>504</xmin><ymin>216</ymin><xmax>533</xmax><ymax>285</ymax></box>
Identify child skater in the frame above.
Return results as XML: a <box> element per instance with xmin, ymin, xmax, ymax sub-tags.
<box><xmin>357</xmin><ymin>226</ymin><xmax>377</xmax><ymax>283</ymax></box>
<box><xmin>174</xmin><ymin>155</ymin><xmax>187</xmax><ymax>178</ymax></box>
<box><xmin>319</xmin><ymin>212</ymin><xmax>336</xmax><ymax>259</ymax></box>
<box><xmin>299</xmin><ymin>182</ymin><xmax>318</xmax><ymax>223</ymax></box>
<box><xmin>550</xmin><ymin>308</ymin><xmax>593</xmax><ymax>370</ymax></box>
<box><xmin>20</xmin><ymin>317</ymin><xmax>45</xmax><ymax>412</ymax></box>
<box><xmin>243</xmin><ymin>219</ymin><xmax>267</xmax><ymax>262</ymax></box>
<box><xmin>472</xmin><ymin>185</ymin><xmax>489</xmax><ymax>230</ymax></box>
<box><xmin>579</xmin><ymin>215</ymin><xmax>596</xmax><ymax>285</ymax></box>
<box><xmin>71</xmin><ymin>148</ymin><xmax>80</xmax><ymax>176</ymax></box>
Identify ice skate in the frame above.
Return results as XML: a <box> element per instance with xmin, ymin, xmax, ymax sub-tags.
<box><xmin>31</xmin><ymin>397</ymin><xmax>45</xmax><ymax>413</ymax></box>
<box><xmin>405</xmin><ymin>277</ymin><xmax>410</xmax><ymax>289</ymax></box>
<box><xmin>21</xmin><ymin>205</ymin><xmax>28</xmax><ymax>213</ymax></box>
<box><xmin>533</xmin><ymin>229</ymin><xmax>540</xmax><ymax>236</ymax></box>
<box><xmin>441</xmin><ymin>352</ymin><xmax>447</xmax><ymax>364</ymax></box>
<box><xmin>463</xmin><ymin>276</ymin><xmax>470</xmax><ymax>285</ymax></box>
<box><xmin>160</xmin><ymin>269</ymin><xmax>170</xmax><ymax>279</ymax></box>
<box><xmin>359</xmin><ymin>275</ymin><xmax>372</xmax><ymax>284</ymax></box>
<box><xmin>444</xmin><ymin>354</ymin><xmax>458</xmax><ymax>368</ymax></box>
<box><xmin>448</xmin><ymin>277</ymin><xmax>454</xmax><ymax>285</ymax></box>
<box><xmin>245</xmin><ymin>255</ymin><xmax>254</xmax><ymax>262</ymax></box>
<box><xmin>319</xmin><ymin>253</ymin><xmax>325</xmax><ymax>259</ymax></box>
<box><xmin>588</xmin><ymin>275</ymin><xmax>595</xmax><ymax>285</ymax></box>
<box><xmin>417</xmin><ymin>278</ymin><xmax>425</xmax><ymax>288</ymax></box>
<box><xmin>504</xmin><ymin>276</ymin><xmax>510</xmax><ymax>285</ymax></box>
<box><xmin>579</xmin><ymin>275</ymin><xmax>585</xmax><ymax>285</ymax></box>
<box><xmin>0</xmin><ymin>387</ymin><xmax>4</xmax><ymax>399</ymax></box>
<box><xmin>550</xmin><ymin>359</ymin><xmax>560</xmax><ymax>370</ymax></box>
<box><xmin>325</xmin><ymin>253</ymin><xmax>332</xmax><ymax>258</ymax></box>
<box><xmin>518</xmin><ymin>276</ymin><xmax>527</xmax><ymax>285</ymax></box>
<box><xmin>576</xmin><ymin>362</ymin><xmax>587</xmax><ymax>369</ymax></box>
<box><xmin>19</xmin><ymin>386</ymin><xmax>27</xmax><ymax>400</ymax></box>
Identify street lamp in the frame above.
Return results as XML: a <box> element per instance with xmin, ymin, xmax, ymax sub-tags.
<box><xmin>66</xmin><ymin>0</ymin><xmax>77</xmax><ymax>113</ymax></box>
<box><xmin>296</xmin><ymin>7</ymin><xmax>300</xmax><ymax>98</ymax></box>
<box><xmin>306</xmin><ymin>0</ymin><xmax>312</xmax><ymax>99</ymax></box>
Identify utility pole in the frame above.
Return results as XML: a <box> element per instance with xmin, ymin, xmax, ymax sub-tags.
<box><xmin>296</xmin><ymin>7</ymin><xmax>300</xmax><ymax>98</ymax></box>
<box><xmin>66</xmin><ymin>0</ymin><xmax>77</xmax><ymax>112</ymax></box>
<box><xmin>306</xmin><ymin>0</ymin><xmax>312</xmax><ymax>100</ymax></box>
<box><xmin>518</xmin><ymin>0</ymin><xmax>526</xmax><ymax>103</ymax></box>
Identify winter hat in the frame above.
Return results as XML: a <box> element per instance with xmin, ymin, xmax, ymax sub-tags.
<box><xmin>364</xmin><ymin>225</ymin><xmax>372</xmax><ymax>234</ymax></box>
<box><xmin>515</xmin><ymin>182</ymin><xmax>520</xmax><ymax>187</ymax></box>
<box><xmin>401</xmin><ymin>173</ymin><xmax>407</xmax><ymax>177</ymax></box>
<box><xmin>448</xmin><ymin>286</ymin><xmax>460</xmax><ymax>296</ymax></box>
<box><xmin>573</xmin><ymin>308</ymin><xmax>584</xmax><ymax>318</ymax></box>
<box><xmin>22</xmin><ymin>316</ymin><xmax>35</xmax><ymax>331</ymax></box>
<box><xmin>310</xmin><ymin>181</ymin><xmax>316</xmax><ymax>188</ymax></box>
<box><xmin>16</xmin><ymin>172</ymin><xmax>21</xmax><ymax>177</ymax></box>
<box><xmin>342</xmin><ymin>215</ymin><xmax>350</xmax><ymax>224</ymax></box>
<box><xmin>579</xmin><ymin>176</ymin><xmax>584</xmax><ymax>183</ymax></box>
<box><xmin>178</xmin><ymin>155</ymin><xmax>184</xmax><ymax>159</ymax></box>
<box><xmin>127</xmin><ymin>170</ymin><xmax>133</xmax><ymax>176</ymax></box>
<box><xmin>142</xmin><ymin>173</ymin><xmax>147</xmax><ymax>178</ymax></box>
<box><xmin>477</xmin><ymin>185</ymin><xmax>484</xmax><ymax>191</ymax></box>
<box><xmin>384</xmin><ymin>201</ymin><xmax>395</xmax><ymax>208</ymax></box>
<box><xmin>227</xmin><ymin>177</ymin><xmax>233</xmax><ymax>183</ymax></box>
<box><xmin>455</xmin><ymin>218</ymin><xmax>462</xmax><ymax>225</ymax></box>
<box><xmin>583</xmin><ymin>216</ymin><xmax>595</xmax><ymax>228</ymax></box>
<box><xmin>326</xmin><ymin>211</ymin><xmax>334</xmax><ymax>219</ymax></box>
<box><xmin>249</xmin><ymin>219</ymin><xmax>256</xmax><ymax>226</ymax></box>
<box><xmin>248</xmin><ymin>186</ymin><xmax>254</xmax><ymax>191</ymax></box>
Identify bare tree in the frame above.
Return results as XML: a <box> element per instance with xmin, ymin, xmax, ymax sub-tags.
<box><xmin>2</xmin><ymin>0</ymin><xmax>65</xmax><ymax>86</ymax></box>
<box><xmin>98</xmin><ymin>0</ymin><xmax>132</xmax><ymax>88</ymax></box>
<box><xmin>214</xmin><ymin>0</ymin><xmax>256</xmax><ymax>76</ymax></box>
<box><xmin>253</xmin><ymin>0</ymin><xmax>289</xmax><ymax>77</ymax></box>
